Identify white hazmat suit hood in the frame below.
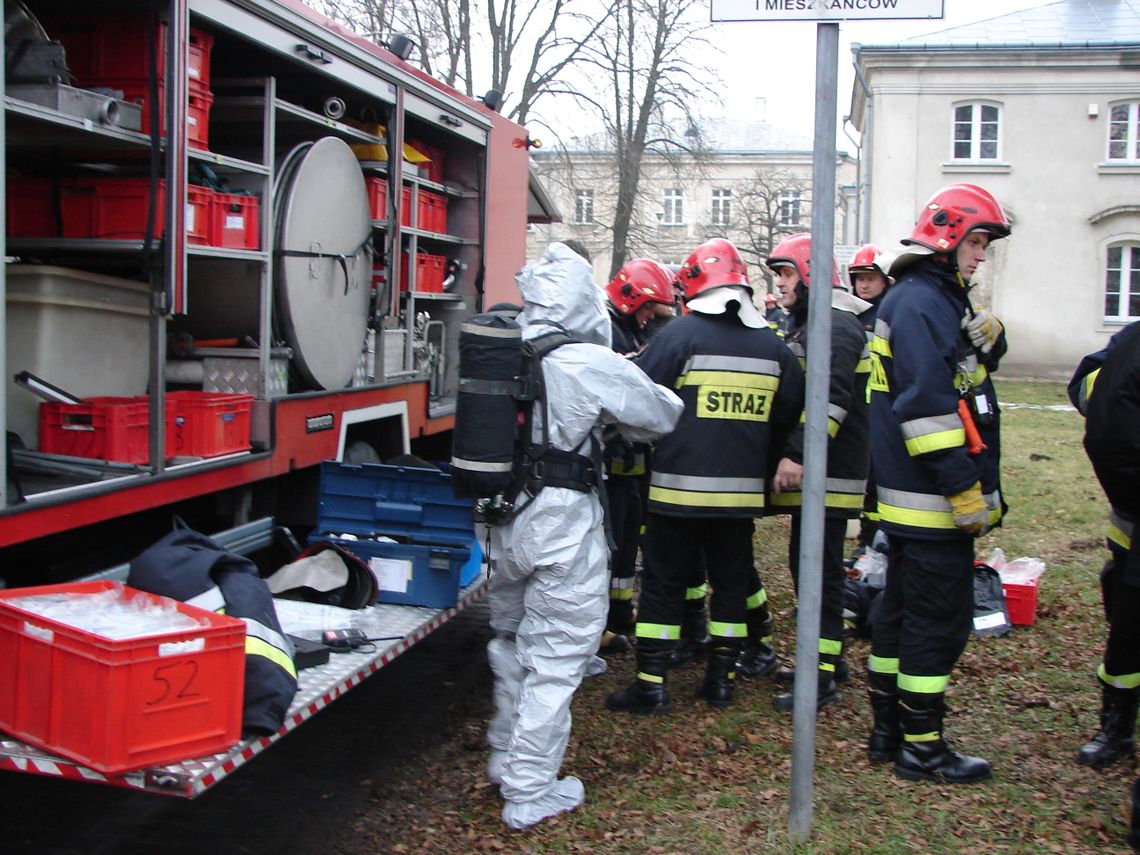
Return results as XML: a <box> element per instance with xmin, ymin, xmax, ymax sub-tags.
<box><xmin>486</xmin><ymin>243</ymin><xmax>682</xmax><ymax>830</ymax></box>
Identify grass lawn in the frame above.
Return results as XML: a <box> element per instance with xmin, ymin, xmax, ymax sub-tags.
<box><xmin>375</xmin><ymin>380</ymin><xmax>1137</xmax><ymax>854</ymax></box>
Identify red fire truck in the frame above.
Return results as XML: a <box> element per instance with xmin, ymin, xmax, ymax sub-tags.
<box><xmin>0</xmin><ymin>0</ymin><xmax>552</xmax><ymax>795</ymax></box>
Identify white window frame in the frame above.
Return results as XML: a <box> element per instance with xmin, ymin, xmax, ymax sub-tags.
<box><xmin>951</xmin><ymin>101</ymin><xmax>1002</xmax><ymax>162</ymax></box>
<box><xmin>778</xmin><ymin>189</ymin><xmax>801</xmax><ymax>227</ymax></box>
<box><xmin>573</xmin><ymin>188</ymin><xmax>594</xmax><ymax>225</ymax></box>
<box><xmin>1108</xmin><ymin>101</ymin><xmax>1140</xmax><ymax>163</ymax></box>
<box><xmin>1104</xmin><ymin>242</ymin><xmax>1140</xmax><ymax>323</ymax></box>
<box><xmin>662</xmin><ymin>188</ymin><xmax>684</xmax><ymax>225</ymax></box>
<box><xmin>711</xmin><ymin>188</ymin><xmax>731</xmax><ymax>227</ymax></box>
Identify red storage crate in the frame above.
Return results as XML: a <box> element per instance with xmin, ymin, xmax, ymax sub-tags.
<box><xmin>208</xmin><ymin>192</ymin><xmax>259</xmax><ymax>249</ymax></box>
<box><xmin>365</xmin><ymin>176</ymin><xmax>387</xmax><ymax>220</ymax></box>
<box><xmin>6</xmin><ymin>177</ymin><xmax>57</xmax><ymax>237</ymax></box>
<box><xmin>45</xmin><ymin>17</ymin><xmax>214</xmax><ymax>89</ymax></box>
<box><xmin>0</xmin><ymin>580</ymin><xmax>245</xmax><ymax>774</ymax></box>
<box><xmin>39</xmin><ymin>396</ymin><xmax>150</xmax><ymax>463</ymax></box>
<box><xmin>166</xmin><ymin>391</ymin><xmax>253</xmax><ymax>458</ymax></box>
<box><xmin>401</xmin><ymin>252</ymin><xmax>446</xmax><ymax>293</ymax></box>
<box><xmin>60</xmin><ymin>178</ymin><xmax>209</xmax><ymax>244</ymax></box>
<box><xmin>405</xmin><ymin>139</ymin><xmax>446</xmax><ymax>184</ymax></box>
<box><xmin>108</xmin><ymin>78</ymin><xmax>213</xmax><ymax>150</ymax></box>
<box><xmin>417</xmin><ymin>189</ymin><xmax>447</xmax><ymax>234</ymax></box>
<box><xmin>1003</xmin><ymin>579</ymin><xmax>1038</xmax><ymax>626</ymax></box>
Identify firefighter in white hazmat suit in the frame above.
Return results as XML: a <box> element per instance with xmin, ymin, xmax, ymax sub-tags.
<box><xmin>485</xmin><ymin>242</ymin><xmax>683</xmax><ymax>830</ymax></box>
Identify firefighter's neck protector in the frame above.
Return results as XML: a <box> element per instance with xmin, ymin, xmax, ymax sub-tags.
<box><xmin>687</xmin><ymin>285</ymin><xmax>766</xmax><ymax>328</ymax></box>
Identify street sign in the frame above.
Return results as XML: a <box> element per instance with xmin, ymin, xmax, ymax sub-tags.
<box><xmin>711</xmin><ymin>0</ymin><xmax>944</xmax><ymax>23</ymax></box>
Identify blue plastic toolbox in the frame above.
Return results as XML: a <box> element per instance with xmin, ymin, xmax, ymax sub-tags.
<box><xmin>312</xmin><ymin>461</ymin><xmax>483</xmax><ymax>608</ymax></box>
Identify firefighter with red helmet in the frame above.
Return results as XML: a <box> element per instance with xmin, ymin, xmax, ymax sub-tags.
<box><xmin>866</xmin><ymin>183</ymin><xmax>1010</xmax><ymax>784</ymax></box>
<box><xmin>764</xmin><ymin>232</ymin><xmax>872</xmax><ymax>711</ymax></box>
<box><xmin>600</xmin><ymin>259</ymin><xmax>676</xmax><ymax>652</ymax></box>
<box><xmin>848</xmin><ymin>244</ymin><xmax>895</xmax><ymax>549</ymax></box>
<box><xmin>605</xmin><ymin>237</ymin><xmax>804</xmax><ymax>714</ymax></box>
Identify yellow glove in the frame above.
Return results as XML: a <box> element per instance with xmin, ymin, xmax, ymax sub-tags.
<box><xmin>948</xmin><ymin>482</ymin><xmax>988</xmax><ymax>535</ymax></box>
<box><xmin>962</xmin><ymin>310</ymin><xmax>1003</xmax><ymax>355</ymax></box>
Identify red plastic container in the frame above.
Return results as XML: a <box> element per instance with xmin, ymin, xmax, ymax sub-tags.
<box><xmin>365</xmin><ymin>178</ymin><xmax>412</xmax><ymax>226</ymax></box>
<box><xmin>166</xmin><ymin>392</ymin><xmax>253</xmax><ymax>458</ymax></box>
<box><xmin>401</xmin><ymin>252</ymin><xmax>446</xmax><ymax>293</ymax></box>
<box><xmin>108</xmin><ymin>78</ymin><xmax>213</xmax><ymax>150</ymax></box>
<box><xmin>6</xmin><ymin>177</ymin><xmax>57</xmax><ymax>237</ymax></box>
<box><xmin>417</xmin><ymin>189</ymin><xmax>448</xmax><ymax>234</ymax></box>
<box><xmin>46</xmin><ymin>17</ymin><xmax>214</xmax><ymax>89</ymax></box>
<box><xmin>59</xmin><ymin>178</ymin><xmax>210</xmax><ymax>243</ymax></box>
<box><xmin>1003</xmin><ymin>579</ymin><xmax>1038</xmax><ymax>626</ymax></box>
<box><xmin>208</xmin><ymin>192</ymin><xmax>259</xmax><ymax>249</ymax></box>
<box><xmin>406</xmin><ymin>139</ymin><xmax>445</xmax><ymax>184</ymax></box>
<box><xmin>0</xmin><ymin>580</ymin><xmax>244</xmax><ymax>774</ymax></box>
<box><xmin>39</xmin><ymin>396</ymin><xmax>150</xmax><ymax>463</ymax></box>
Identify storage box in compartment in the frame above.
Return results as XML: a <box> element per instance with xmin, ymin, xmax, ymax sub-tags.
<box><xmin>313</xmin><ymin>461</ymin><xmax>482</xmax><ymax>608</ymax></box>
<box><xmin>6</xmin><ymin>177</ymin><xmax>58</xmax><ymax>237</ymax></box>
<box><xmin>166</xmin><ymin>391</ymin><xmax>253</xmax><ymax>458</ymax></box>
<box><xmin>417</xmin><ymin>189</ymin><xmax>447</xmax><ymax>234</ymax></box>
<box><xmin>60</xmin><ymin>178</ymin><xmax>210</xmax><ymax>243</ymax></box>
<box><xmin>100</xmin><ymin>78</ymin><xmax>213</xmax><ymax>150</ymax></box>
<box><xmin>208</xmin><ymin>192</ymin><xmax>259</xmax><ymax>249</ymax></box>
<box><xmin>42</xmin><ymin>17</ymin><xmax>214</xmax><ymax>88</ymax></box>
<box><xmin>39</xmin><ymin>396</ymin><xmax>150</xmax><ymax>464</ymax></box>
<box><xmin>0</xmin><ymin>581</ymin><xmax>244</xmax><ymax>774</ymax></box>
<box><xmin>400</xmin><ymin>252</ymin><xmax>446</xmax><ymax>293</ymax></box>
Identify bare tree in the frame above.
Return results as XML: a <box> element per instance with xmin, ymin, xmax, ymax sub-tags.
<box><xmin>732</xmin><ymin>168</ymin><xmax>813</xmax><ymax>292</ymax></box>
<box><xmin>551</xmin><ymin>0</ymin><xmax>713</xmax><ymax>278</ymax></box>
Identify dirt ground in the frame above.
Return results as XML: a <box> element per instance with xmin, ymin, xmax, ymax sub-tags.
<box><xmin>0</xmin><ymin>602</ymin><xmax>497</xmax><ymax>855</ymax></box>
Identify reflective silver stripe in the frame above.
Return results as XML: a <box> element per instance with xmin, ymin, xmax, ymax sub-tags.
<box><xmin>683</xmin><ymin>354</ymin><xmax>782</xmax><ymax>376</ymax></box>
<box><xmin>651</xmin><ymin>471</ymin><xmax>765</xmax><ymax>493</ymax></box>
<box><xmin>829</xmin><ymin>402</ymin><xmax>847</xmax><ymax>426</ymax></box>
<box><xmin>786</xmin><ymin>341</ymin><xmax>805</xmax><ymax>359</ymax></box>
<box><xmin>461</xmin><ymin>322</ymin><xmax>520</xmax><ymax>338</ymax></box>
<box><xmin>244</xmin><ymin>616</ymin><xmax>293</xmax><ymax>658</ymax></box>
<box><xmin>458</xmin><ymin>378</ymin><xmax>518</xmax><ymax>395</ymax></box>
<box><xmin>187</xmin><ymin>586</ymin><xmax>226</xmax><ymax>613</ymax></box>
<box><xmin>610</xmin><ymin>577</ymin><xmax>635</xmax><ymax>591</ymax></box>
<box><xmin>826</xmin><ymin>477</ymin><xmax>867</xmax><ymax>495</ymax></box>
<box><xmin>874</xmin><ymin>318</ymin><xmax>891</xmax><ymax>340</ymax></box>
<box><xmin>451</xmin><ymin>457</ymin><xmax>513</xmax><ymax>473</ymax></box>
<box><xmin>900</xmin><ymin>413</ymin><xmax>961</xmax><ymax>441</ymax></box>
<box><xmin>879</xmin><ymin>487</ymin><xmax>999</xmax><ymax>511</ymax></box>
<box><xmin>860</xmin><ymin>342</ymin><xmax>871</xmax><ymax>359</ymax></box>
<box><xmin>961</xmin><ymin>352</ymin><xmax>979</xmax><ymax>373</ymax></box>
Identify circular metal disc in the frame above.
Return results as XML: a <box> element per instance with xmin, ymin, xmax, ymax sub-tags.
<box><xmin>275</xmin><ymin>137</ymin><xmax>372</xmax><ymax>390</ymax></box>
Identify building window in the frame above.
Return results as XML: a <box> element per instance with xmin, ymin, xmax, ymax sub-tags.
<box><xmin>573</xmin><ymin>189</ymin><xmax>594</xmax><ymax>225</ymax></box>
<box><xmin>1105</xmin><ymin>243</ymin><xmax>1140</xmax><ymax>322</ymax></box>
<box><xmin>1108</xmin><ymin>102</ymin><xmax>1140</xmax><ymax>161</ymax></box>
<box><xmin>662</xmin><ymin>188</ymin><xmax>684</xmax><ymax>225</ymax></box>
<box><xmin>711</xmin><ymin>188</ymin><xmax>731</xmax><ymax>226</ymax></box>
<box><xmin>952</xmin><ymin>103</ymin><xmax>1001</xmax><ymax>161</ymax></box>
<box><xmin>778</xmin><ymin>190</ymin><xmax>801</xmax><ymax>227</ymax></box>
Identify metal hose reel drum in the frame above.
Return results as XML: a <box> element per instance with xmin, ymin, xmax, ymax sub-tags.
<box><xmin>274</xmin><ymin>137</ymin><xmax>373</xmax><ymax>390</ymax></box>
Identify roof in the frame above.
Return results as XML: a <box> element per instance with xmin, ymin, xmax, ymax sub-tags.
<box><xmin>543</xmin><ymin>117</ymin><xmax>816</xmax><ymax>157</ymax></box>
<box><xmin>878</xmin><ymin>0</ymin><xmax>1140</xmax><ymax>50</ymax></box>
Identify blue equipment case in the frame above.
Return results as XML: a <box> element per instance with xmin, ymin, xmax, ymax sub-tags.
<box><xmin>312</xmin><ymin>461</ymin><xmax>483</xmax><ymax>608</ymax></box>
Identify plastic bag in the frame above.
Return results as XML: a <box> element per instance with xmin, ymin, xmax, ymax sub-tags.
<box><xmin>852</xmin><ymin>530</ymin><xmax>889</xmax><ymax>588</ymax></box>
<box><xmin>972</xmin><ymin>563</ymin><xmax>1012</xmax><ymax>637</ymax></box>
<box><xmin>999</xmin><ymin>557</ymin><xmax>1046</xmax><ymax>586</ymax></box>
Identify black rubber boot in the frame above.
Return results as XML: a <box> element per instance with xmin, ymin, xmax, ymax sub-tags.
<box><xmin>774</xmin><ymin>656</ymin><xmax>849</xmax><ymax>685</ymax></box>
<box><xmin>606</xmin><ymin>649</ymin><xmax>672</xmax><ymax>715</ymax></box>
<box><xmin>696</xmin><ymin>645</ymin><xmax>740</xmax><ymax>709</ymax></box>
<box><xmin>894</xmin><ymin>695</ymin><xmax>992</xmax><ymax>784</ymax></box>
<box><xmin>1076</xmin><ymin>682</ymin><xmax>1139</xmax><ymax>770</ymax></box>
<box><xmin>738</xmin><ymin>616</ymin><xmax>778</xmax><ymax>679</ymax></box>
<box><xmin>773</xmin><ymin>671</ymin><xmax>838</xmax><ymax>712</ymax></box>
<box><xmin>867</xmin><ymin>670</ymin><xmax>901</xmax><ymax>763</ymax></box>
<box><xmin>1129</xmin><ymin>776</ymin><xmax>1140</xmax><ymax>852</ymax></box>
<box><xmin>669</xmin><ymin>598</ymin><xmax>709</xmax><ymax>669</ymax></box>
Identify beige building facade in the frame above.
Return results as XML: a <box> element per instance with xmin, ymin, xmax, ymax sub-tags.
<box><xmin>851</xmin><ymin>0</ymin><xmax>1140</xmax><ymax>376</ymax></box>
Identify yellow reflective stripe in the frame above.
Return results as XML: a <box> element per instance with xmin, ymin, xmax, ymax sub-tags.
<box><xmin>1082</xmin><ymin>368</ymin><xmax>1100</xmax><ymax>409</ymax></box>
<box><xmin>609</xmin><ymin>589</ymin><xmax>634</xmax><ymax>601</ymax></box>
<box><xmin>897</xmin><ymin>672</ymin><xmax>950</xmax><ymax>694</ymax></box>
<box><xmin>904</xmin><ymin>731</ymin><xmax>940</xmax><ymax>743</ymax></box>
<box><xmin>610</xmin><ymin>460</ymin><xmax>647</xmax><ymax>476</ymax></box>
<box><xmin>746</xmin><ymin>588</ymin><xmax>768</xmax><ymax>609</ymax></box>
<box><xmin>820</xmin><ymin>662</ymin><xmax>836</xmax><ymax>672</ymax></box>
<box><xmin>636</xmin><ymin>623</ymin><xmax>681</xmax><ymax>641</ymax></box>
<box><xmin>686</xmin><ymin>583</ymin><xmax>709</xmax><ymax>600</ymax></box>
<box><xmin>865</xmin><ymin>510</ymin><xmax>881</xmax><ymax>522</ymax></box>
<box><xmin>247</xmin><ymin>636</ymin><xmax>298</xmax><ymax>678</ymax></box>
<box><xmin>650</xmin><ymin>486</ymin><xmax>764</xmax><ymax>509</ymax></box>
<box><xmin>1108</xmin><ymin>511</ymin><xmax>1133</xmax><ymax>551</ymax></box>
<box><xmin>638</xmin><ymin>672</ymin><xmax>665</xmax><ymax>684</ymax></box>
<box><xmin>904</xmin><ymin>427</ymin><xmax>965</xmax><ymax>455</ymax></box>
<box><xmin>770</xmin><ymin>491</ymin><xmax>866</xmax><ymax>510</ymax></box>
<box><xmin>879</xmin><ymin>501</ymin><xmax>1002</xmax><ymax>531</ymax></box>
<box><xmin>677</xmin><ymin>370</ymin><xmax>780</xmax><ymax>392</ymax></box>
<box><xmin>820</xmin><ymin>638</ymin><xmax>843</xmax><ymax>656</ymax></box>
<box><xmin>868</xmin><ymin>655</ymin><xmax>898</xmax><ymax>675</ymax></box>
<box><xmin>1098</xmin><ymin>663</ymin><xmax>1140</xmax><ymax>690</ymax></box>
<box><xmin>856</xmin><ymin>357</ymin><xmax>872</xmax><ymax>373</ymax></box>
<box><xmin>827</xmin><ymin>417</ymin><xmax>841</xmax><ymax>438</ymax></box>
<box><xmin>970</xmin><ymin>364</ymin><xmax>988</xmax><ymax>386</ymax></box>
<box><xmin>870</xmin><ymin>334</ymin><xmax>892</xmax><ymax>358</ymax></box>
<box><xmin>709</xmin><ymin>621</ymin><xmax>747</xmax><ymax>639</ymax></box>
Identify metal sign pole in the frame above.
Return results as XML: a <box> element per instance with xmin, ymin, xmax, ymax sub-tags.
<box><xmin>788</xmin><ymin>20</ymin><xmax>839</xmax><ymax>844</ymax></box>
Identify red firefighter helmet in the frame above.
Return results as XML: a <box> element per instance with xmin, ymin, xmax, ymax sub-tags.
<box><xmin>605</xmin><ymin>259</ymin><xmax>674</xmax><ymax>315</ymax></box>
<box><xmin>765</xmin><ymin>233</ymin><xmax>841</xmax><ymax>287</ymax></box>
<box><xmin>677</xmin><ymin>238</ymin><xmax>750</xmax><ymax>301</ymax></box>
<box><xmin>847</xmin><ymin>243</ymin><xmax>892</xmax><ymax>288</ymax></box>
<box><xmin>904</xmin><ymin>183</ymin><xmax>1011</xmax><ymax>253</ymax></box>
